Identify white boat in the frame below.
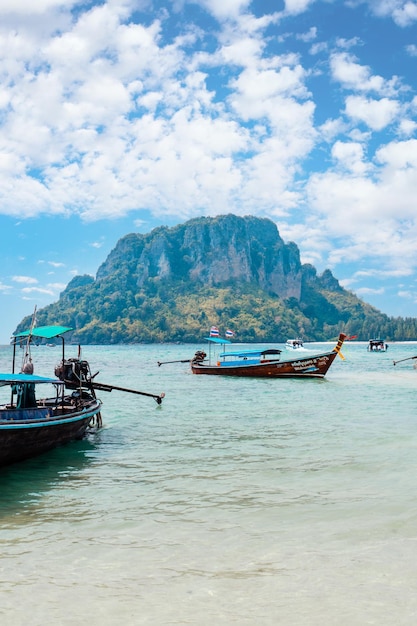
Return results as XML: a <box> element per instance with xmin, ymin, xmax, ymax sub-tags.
<box><xmin>367</xmin><ymin>339</ymin><xmax>388</xmax><ymax>352</ymax></box>
<box><xmin>285</xmin><ymin>339</ymin><xmax>305</xmax><ymax>350</ymax></box>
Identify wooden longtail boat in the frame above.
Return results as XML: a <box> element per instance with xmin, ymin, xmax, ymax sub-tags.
<box><xmin>0</xmin><ymin>323</ymin><xmax>164</xmax><ymax>467</ymax></box>
<box><xmin>189</xmin><ymin>333</ymin><xmax>346</xmax><ymax>378</ymax></box>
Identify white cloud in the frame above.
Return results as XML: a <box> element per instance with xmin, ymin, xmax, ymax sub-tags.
<box><xmin>354</xmin><ymin>268</ymin><xmax>414</xmax><ymax>278</ymax></box>
<box><xmin>319</xmin><ymin>118</ymin><xmax>348</xmax><ymax>142</ymax></box>
<box><xmin>365</xmin><ymin>0</ymin><xmax>417</xmax><ymax>26</ymax></box>
<box><xmin>310</xmin><ymin>41</ymin><xmax>327</xmax><ymax>55</ymax></box>
<box><xmin>190</xmin><ymin>0</ymin><xmax>251</xmax><ymax>20</ymax></box>
<box><xmin>284</xmin><ymin>0</ymin><xmax>317</xmax><ymax>16</ymax></box>
<box><xmin>398</xmin><ymin>289</ymin><xmax>414</xmax><ymax>298</ymax></box>
<box><xmin>0</xmin><ymin>0</ymin><xmax>76</xmax><ymax>14</ymax></box>
<box><xmin>12</xmin><ymin>276</ymin><xmax>38</xmax><ymax>284</ymax></box>
<box><xmin>330</xmin><ymin>52</ymin><xmax>400</xmax><ymax>96</ymax></box>
<box><xmin>383</xmin><ymin>1</ymin><xmax>417</xmax><ymax>27</ymax></box>
<box><xmin>21</xmin><ymin>286</ymin><xmax>55</xmax><ymax>295</ymax></box>
<box><xmin>356</xmin><ymin>286</ymin><xmax>385</xmax><ymax>296</ymax></box>
<box><xmin>296</xmin><ymin>27</ymin><xmax>317</xmax><ymax>42</ymax></box>
<box><xmin>398</xmin><ymin>118</ymin><xmax>417</xmax><ymax>136</ymax></box>
<box><xmin>334</xmin><ymin>37</ymin><xmax>362</xmax><ymax>50</ymax></box>
<box><xmin>344</xmin><ymin>95</ymin><xmax>400</xmax><ymax>131</ymax></box>
<box><xmin>331</xmin><ymin>141</ymin><xmax>369</xmax><ymax>174</ymax></box>
<box><xmin>230</xmin><ymin>64</ymin><xmax>310</xmax><ymax>107</ymax></box>
<box><xmin>406</xmin><ymin>43</ymin><xmax>417</xmax><ymax>56</ymax></box>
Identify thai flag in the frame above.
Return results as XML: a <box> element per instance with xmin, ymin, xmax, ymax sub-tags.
<box><xmin>210</xmin><ymin>326</ymin><xmax>220</xmax><ymax>337</ymax></box>
<box><xmin>225</xmin><ymin>329</ymin><xmax>235</xmax><ymax>338</ymax></box>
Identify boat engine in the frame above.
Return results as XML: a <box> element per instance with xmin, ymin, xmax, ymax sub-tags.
<box><xmin>55</xmin><ymin>358</ymin><xmax>92</xmax><ymax>389</ymax></box>
<box><xmin>192</xmin><ymin>350</ymin><xmax>207</xmax><ymax>364</ymax></box>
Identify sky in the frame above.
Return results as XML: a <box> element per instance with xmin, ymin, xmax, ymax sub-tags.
<box><xmin>1</xmin><ymin>0</ymin><xmax>417</xmax><ymax>343</ymax></box>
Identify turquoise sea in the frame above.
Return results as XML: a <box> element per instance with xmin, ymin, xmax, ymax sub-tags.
<box><xmin>1</xmin><ymin>339</ymin><xmax>417</xmax><ymax>625</ymax></box>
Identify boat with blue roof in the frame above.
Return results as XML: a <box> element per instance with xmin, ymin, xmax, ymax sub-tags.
<box><xmin>0</xmin><ymin>319</ymin><xmax>164</xmax><ymax>467</ymax></box>
<box><xmin>188</xmin><ymin>333</ymin><xmax>346</xmax><ymax>378</ymax></box>
<box><xmin>0</xmin><ymin>324</ymin><xmax>103</xmax><ymax>466</ymax></box>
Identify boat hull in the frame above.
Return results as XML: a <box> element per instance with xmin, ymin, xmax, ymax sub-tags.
<box><xmin>0</xmin><ymin>401</ymin><xmax>102</xmax><ymax>467</ymax></box>
<box><xmin>191</xmin><ymin>350</ymin><xmax>339</xmax><ymax>377</ymax></box>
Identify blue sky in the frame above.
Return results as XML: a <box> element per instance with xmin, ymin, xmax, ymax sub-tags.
<box><xmin>1</xmin><ymin>0</ymin><xmax>417</xmax><ymax>343</ymax></box>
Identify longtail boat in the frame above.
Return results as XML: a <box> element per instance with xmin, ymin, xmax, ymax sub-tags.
<box><xmin>187</xmin><ymin>333</ymin><xmax>346</xmax><ymax>378</ymax></box>
<box><xmin>0</xmin><ymin>322</ymin><xmax>164</xmax><ymax>467</ymax></box>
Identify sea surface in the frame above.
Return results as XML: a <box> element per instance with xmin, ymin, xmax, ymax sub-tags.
<box><xmin>1</xmin><ymin>339</ymin><xmax>417</xmax><ymax>625</ymax></box>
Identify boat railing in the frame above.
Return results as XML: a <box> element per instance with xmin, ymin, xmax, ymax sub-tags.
<box><xmin>220</xmin><ymin>358</ymin><xmax>260</xmax><ymax>367</ymax></box>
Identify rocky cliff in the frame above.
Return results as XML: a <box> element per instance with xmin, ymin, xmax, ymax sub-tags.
<box><xmin>96</xmin><ymin>214</ymin><xmax>303</xmax><ymax>299</ymax></box>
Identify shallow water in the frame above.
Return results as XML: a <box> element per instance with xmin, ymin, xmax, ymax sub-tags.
<box><xmin>1</xmin><ymin>340</ymin><xmax>417</xmax><ymax>625</ymax></box>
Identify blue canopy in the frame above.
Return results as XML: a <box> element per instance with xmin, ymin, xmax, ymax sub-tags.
<box><xmin>204</xmin><ymin>337</ymin><xmax>232</xmax><ymax>345</ymax></box>
<box><xmin>13</xmin><ymin>325</ymin><xmax>73</xmax><ymax>340</ymax></box>
<box><xmin>0</xmin><ymin>373</ymin><xmax>63</xmax><ymax>387</ymax></box>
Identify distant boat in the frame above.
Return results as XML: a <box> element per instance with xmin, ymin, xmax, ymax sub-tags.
<box><xmin>163</xmin><ymin>333</ymin><xmax>346</xmax><ymax>378</ymax></box>
<box><xmin>0</xmin><ymin>323</ymin><xmax>164</xmax><ymax>467</ymax></box>
<box><xmin>367</xmin><ymin>339</ymin><xmax>388</xmax><ymax>352</ymax></box>
<box><xmin>285</xmin><ymin>338</ymin><xmax>305</xmax><ymax>350</ymax></box>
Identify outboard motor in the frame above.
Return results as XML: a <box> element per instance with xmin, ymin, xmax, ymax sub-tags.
<box><xmin>192</xmin><ymin>350</ymin><xmax>207</xmax><ymax>364</ymax></box>
<box><xmin>55</xmin><ymin>358</ymin><xmax>93</xmax><ymax>389</ymax></box>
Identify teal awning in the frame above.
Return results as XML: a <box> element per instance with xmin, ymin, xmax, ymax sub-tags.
<box><xmin>204</xmin><ymin>337</ymin><xmax>232</xmax><ymax>345</ymax></box>
<box><xmin>13</xmin><ymin>325</ymin><xmax>73</xmax><ymax>340</ymax></box>
<box><xmin>0</xmin><ymin>373</ymin><xmax>64</xmax><ymax>386</ymax></box>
